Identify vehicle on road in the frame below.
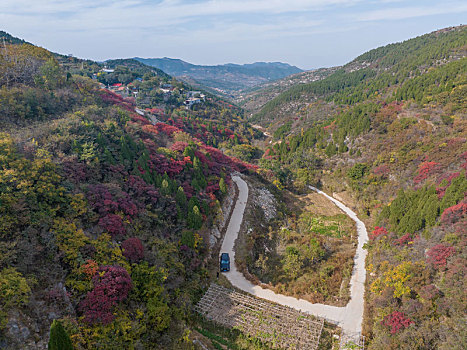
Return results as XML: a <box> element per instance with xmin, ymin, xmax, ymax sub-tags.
<box><xmin>220</xmin><ymin>253</ymin><xmax>230</xmax><ymax>272</ymax></box>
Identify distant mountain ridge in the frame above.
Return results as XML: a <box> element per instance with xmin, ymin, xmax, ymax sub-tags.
<box><xmin>134</xmin><ymin>57</ymin><xmax>303</xmax><ymax>94</ymax></box>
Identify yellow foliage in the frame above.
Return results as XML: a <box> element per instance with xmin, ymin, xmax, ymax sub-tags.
<box><xmin>0</xmin><ymin>267</ymin><xmax>31</xmax><ymax>308</ymax></box>
<box><xmin>74</xmin><ymin>311</ymin><xmax>143</xmax><ymax>350</ymax></box>
<box><xmin>52</xmin><ymin>218</ymin><xmax>89</xmax><ymax>269</ymax></box>
<box><xmin>383</xmin><ymin>261</ymin><xmax>413</xmax><ymax>298</ymax></box>
<box><xmin>194</xmin><ymin>233</ymin><xmax>203</xmax><ymax>249</ymax></box>
<box><xmin>92</xmin><ymin>233</ymin><xmax>130</xmax><ymax>271</ymax></box>
<box><xmin>69</xmin><ymin>193</ymin><xmax>87</xmax><ymax>217</ymax></box>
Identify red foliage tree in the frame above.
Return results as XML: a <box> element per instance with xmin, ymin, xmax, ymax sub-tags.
<box><xmin>98</xmin><ymin>214</ymin><xmax>125</xmax><ymax>236</ymax></box>
<box><xmin>87</xmin><ymin>184</ymin><xmax>118</xmax><ymax>215</ymax></box>
<box><xmin>381</xmin><ymin>311</ymin><xmax>414</xmax><ymax>334</ymax></box>
<box><xmin>79</xmin><ymin>266</ymin><xmax>133</xmax><ymax>324</ymax></box>
<box><xmin>414</xmin><ymin>161</ymin><xmax>440</xmax><ymax>184</ymax></box>
<box><xmin>395</xmin><ymin>233</ymin><xmax>413</xmax><ymax>246</ymax></box>
<box><xmin>80</xmin><ymin>260</ymin><xmax>98</xmax><ymax>280</ymax></box>
<box><xmin>126</xmin><ymin>175</ymin><xmax>159</xmax><ymax>204</ymax></box>
<box><xmin>130</xmin><ymin>113</ymin><xmax>151</xmax><ymax>126</ymax></box>
<box><xmin>440</xmin><ymin>201</ymin><xmax>467</xmax><ymax>224</ymax></box>
<box><xmin>99</xmin><ymin>90</ymin><xmax>134</xmax><ymax>112</ymax></box>
<box><xmin>170</xmin><ymin>141</ymin><xmax>188</xmax><ymax>152</ymax></box>
<box><xmin>117</xmin><ymin>194</ymin><xmax>138</xmax><ymax>217</ymax></box>
<box><xmin>121</xmin><ymin>237</ymin><xmax>144</xmax><ymax>263</ymax></box>
<box><xmin>419</xmin><ymin>284</ymin><xmax>439</xmax><ymax>300</ymax></box>
<box><xmin>427</xmin><ymin>244</ymin><xmax>455</xmax><ymax>268</ymax></box>
<box><xmin>155</xmin><ymin>122</ymin><xmax>181</xmax><ymax>136</ymax></box>
<box><xmin>371</xmin><ymin>226</ymin><xmax>388</xmax><ymax>240</ymax></box>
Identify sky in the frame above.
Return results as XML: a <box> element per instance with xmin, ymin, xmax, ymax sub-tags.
<box><xmin>1</xmin><ymin>0</ymin><xmax>466</xmax><ymax>70</ymax></box>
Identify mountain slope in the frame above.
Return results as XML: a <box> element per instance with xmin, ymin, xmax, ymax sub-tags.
<box><xmin>253</xmin><ymin>25</ymin><xmax>467</xmax><ymax>131</ymax></box>
<box><xmin>0</xmin><ymin>32</ymin><xmax>262</xmax><ymax>350</ymax></box>
<box><xmin>134</xmin><ymin>57</ymin><xmax>303</xmax><ymax>94</ymax></box>
<box><xmin>250</xmin><ymin>25</ymin><xmax>466</xmax><ymax>349</ymax></box>
<box><xmin>235</xmin><ymin>66</ymin><xmax>339</xmax><ymax>115</ymax></box>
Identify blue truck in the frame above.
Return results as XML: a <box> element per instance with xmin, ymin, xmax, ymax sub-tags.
<box><xmin>220</xmin><ymin>253</ymin><xmax>230</xmax><ymax>272</ymax></box>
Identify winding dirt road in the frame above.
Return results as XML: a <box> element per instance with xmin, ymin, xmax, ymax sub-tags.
<box><xmin>220</xmin><ymin>175</ymin><xmax>369</xmax><ymax>340</ymax></box>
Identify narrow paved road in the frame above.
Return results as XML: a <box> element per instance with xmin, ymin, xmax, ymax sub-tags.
<box><xmin>220</xmin><ymin>176</ymin><xmax>369</xmax><ymax>339</ymax></box>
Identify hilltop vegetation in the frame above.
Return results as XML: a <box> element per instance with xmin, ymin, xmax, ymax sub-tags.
<box><xmin>253</xmin><ymin>26</ymin><xmax>466</xmax><ymax>133</ymax></box>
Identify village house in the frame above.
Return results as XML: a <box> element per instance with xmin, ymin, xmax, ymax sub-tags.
<box><xmin>184</xmin><ymin>97</ymin><xmax>202</xmax><ymax>109</ymax></box>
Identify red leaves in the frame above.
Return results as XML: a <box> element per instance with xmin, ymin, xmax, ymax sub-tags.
<box><xmin>121</xmin><ymin>237</ymin><xmax>144</xmax><ymax>263</ymax></box>
<box><xmin>395</xmin><ymin>233</ymin><xmax>414</xmax><ymax>246</ymax></box>
<box><xmin>80</xmin><ymin>260</ymin><xmax>98</xmax><ymax>280</ymax></box>
<box><xmin>87</xmin><ymin>184</ymin><xmax>117</xmax><ymax>216</ymax></box>
<box><xmin>88</xmin><ymin>184</ymin><xmax>138</xmax><ymax>236</ymax></box>
<box><xmin>381</xmin><ymin>311</ymin><xmax>414</xmax><ymax>334</ymax></box>
<box><xmin>155</xmin><ymin>122</ymin><xmax>181</xmax><ymax>136</ymax></box>
<box><xmin>371</xmin><ymin>226</ymin><xmax>388</xmax><ymax>240</ymax></box>
<box><xmin>99</xmin><ymin>89</ymin><xmax>134</xmax><ymax>112</ymax></box>
<box><xmin>145</xmin><ymin>107</ymin><xmax>164</xmax><ymax>116</ymax></box>
<box><xmin>170</xmin><ymin>141</ymin><xmax>188</xmax><ymax>152</ymax></box>
<box><xmin>440</xmin><ymin>201</ymin><xmax>467</xmax><ymax>224</ymax></box>
<box><xmin>126</xmin><ymin>175</ymin><xmax>159</xmax><ymax>204</ymax></box>
<box><xmin>98</xmin><ymin>214</ymin><xmax>125</xmax><ymax>236</ymax></box>
<box><xmin>79</xmin><ymin>266</ymin><xmax>133</xmax><ymax>324</ymax></box>
<box><xmin>373</xmin><ymin>164</ymin><xmax>390</xmax><ymax>178</ymax></box>
<box><xmin>427</xmin><ymin>244</ymin><xmax>455</xmax><ymax>268</ymax></box>
<box><xmin>436</xmin><ymin>172</ymin><xmax>460</xmax><ymax>199</ymax></box>
<box><xmin>148</xmin><ymin>153</ymin><xmax>184</xmax><ymax>177</ymax></box>
<box><xmin>414</xmin><ymin>162</ymin><xmax>440</xmax><ymax>184</ymax></box>
<box><xmin>419</xmin><ymin>284</ymin><xmax>439</xmax><ymax>300</ymax></box>
<box><xmin>131</xmin><ymin>113</ymin><xmax>151</xmax><ymax>126</ymax></box>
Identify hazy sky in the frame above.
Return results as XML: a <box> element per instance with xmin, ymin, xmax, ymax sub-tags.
<box><xmin>1</xmin><ymin>0</ymin><xmax>466</xmax><ymax>69</ymax></box>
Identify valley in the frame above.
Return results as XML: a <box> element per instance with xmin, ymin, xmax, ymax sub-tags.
<box><xmin>0</xmin><ymin>23</ymin><xmax>466</xmax><ymax>350</ymax></box>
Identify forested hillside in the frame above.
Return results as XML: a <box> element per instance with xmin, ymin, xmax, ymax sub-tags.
<box><xmin>253</xmin><ymin>26</ymin><xmax>466</xmax><ymax>134</ymax></box>
<box><xmin>252</xmin><ymin>25</ymin><xmax>466</xmax><ymax>349</ymax></box>
<box><xmin>235</xmin><ymin>67</ymin><xmax>339</xmax><ymax>115</ymax></box>
<box><xmin>0</xmin><ymin>35</ymin><xmax>260</xmax><ymax>349</ymax></box>
<box><xmin>1</xmin><ymin>24</ymin><xmax>466</xmax><ymax>350</ymax></box>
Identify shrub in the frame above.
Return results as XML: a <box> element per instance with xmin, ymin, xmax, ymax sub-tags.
<box><xmin>121</xmin><ymin>237</ymin><xmax>144</xmax><ymax>263</ymax></box>
<box><xmin>0</xmin><ymin>267</ymin><xmax>31</xmax><ymax>308</ymax></box>
<box><xmin>373</xmin><ymin>164</ymin><xmax>390</xmax><ymax>178</ymax></box>
<box><xmin>98</xmin><ymin>214</ymin><xmax>126</xmax><ymax>236</ymax></box>
<box><xmin>381</xmin><ymin>311</ymin><xmax>414</xmax><ymax>334</ymax></box>
<box><xmin>414</xmin><ymin>162</ymin><xmax>440</xmax><ymax>184</ymax></box>
<box><xmin>395</xmin><ymin>233</ymin><xmax>413</xmax><ymax>246</ymax></box>
<box><xmin>79</xmin><ymin>265</ymin><xmax>132</xmax><ymax>324</ymax></box>
<box><xmin>347</xmin><ymin>163</ymin><xmax>368</xmax><ymax>180</ymax></box>
<box><xmin>440</xmin><ymin>201</ymin><xmax>467</xmax><ymax>224</ymax></box>
<box><xmin>371</xmin><ymin>226</ymin><xmax>388</xmax><ymax>240</ymax></box>
<box><xmin>427</xmin><ymin>244</ymin><xmax>455</xmax><ymax>268</ymax></box>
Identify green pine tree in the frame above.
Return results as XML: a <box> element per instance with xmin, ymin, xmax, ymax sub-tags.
<box><xmin>48</xmin><ymin>320</ymin><xmax>73</xmax><ymax>350</ymax></box>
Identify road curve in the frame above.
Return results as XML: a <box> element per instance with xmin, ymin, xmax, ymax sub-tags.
<box><xmin>221</xmin><ymin>175</ymin><xmax>369</xmax><ymax>337</ymax></box>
